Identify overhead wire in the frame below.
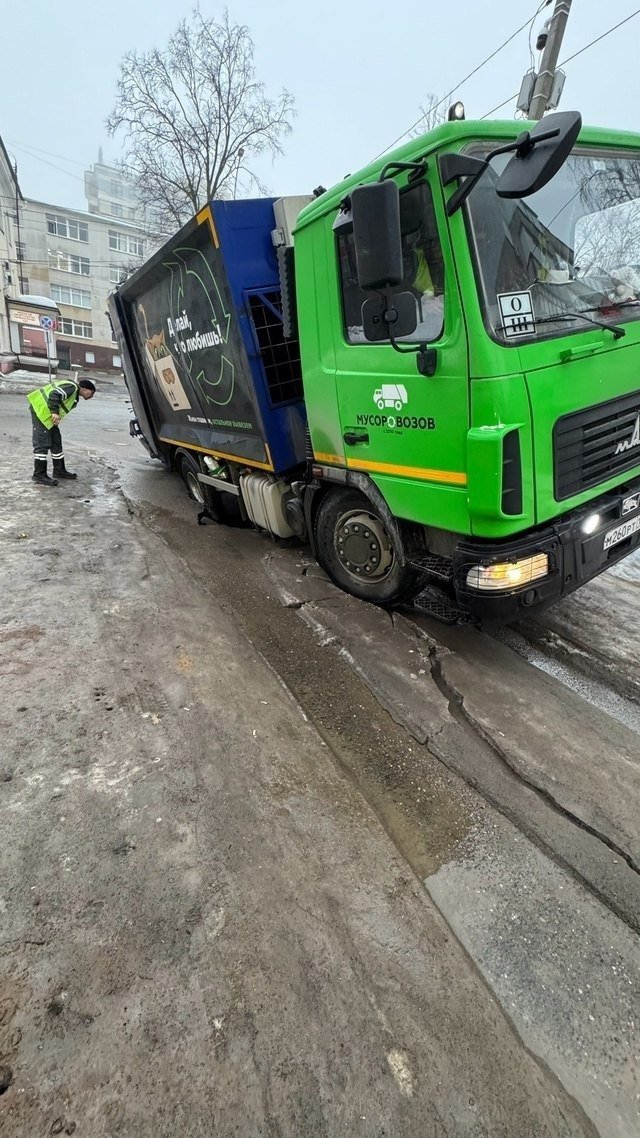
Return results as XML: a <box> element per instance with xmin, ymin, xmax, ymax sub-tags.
<box><xmin>373</xmin><ymin>0</ymin><xmax>551</xmax><ymax>158</ymax></box>
<box><xmin>7</xmin><ymin>140</ymin><xmax>91</xmax><ymax>169</ymax></box>
<box><xmin>7</xmin><ymin>143</ymin><xmax>89</xmax><ymax>184</ymax></box>
<box><xmin>481</xmin><ymin>7</ymin><xmax>640</xmax><ymax>120</ymax></box>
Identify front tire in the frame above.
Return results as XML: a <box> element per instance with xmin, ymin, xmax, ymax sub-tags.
<box><xmin>314</xmin><ymin>488</ymin><xmax>426</xmax><ymax>606</ymax></box>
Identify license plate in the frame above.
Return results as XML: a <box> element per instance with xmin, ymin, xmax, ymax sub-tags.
<box><xmin>603</xmin><ymin>515</ymin><xmax>640</xmax><ymax>550</ymax></box>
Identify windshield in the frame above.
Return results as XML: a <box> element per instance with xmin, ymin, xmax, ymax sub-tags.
<box><xmin>465</xmin><ymin>147</ymin><xmax>640</xmax><ymax>343</ymax></box>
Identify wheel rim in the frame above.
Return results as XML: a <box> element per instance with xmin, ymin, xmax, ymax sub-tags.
<box><xmin>185</xmin><ymin>469</ymin><xmax>205</xmax><ymax>505</ymax></box>
<box><xmin>334</xmin><ymin>509</ymin><xmax>394</xmax><ymax>582</ymax></box>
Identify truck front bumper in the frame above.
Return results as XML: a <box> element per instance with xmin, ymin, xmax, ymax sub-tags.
<box><xmin>454</xmin><ymin>481</ymin><xmax>640</xmax><ymax>624</ymax></box>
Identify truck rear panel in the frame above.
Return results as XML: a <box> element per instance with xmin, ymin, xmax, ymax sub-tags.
<box><xmin>109</xmin><ymin>199</ymin><xmax>307</xmax><ymax>474</ymax></box>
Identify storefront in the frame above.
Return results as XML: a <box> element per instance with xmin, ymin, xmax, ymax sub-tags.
<box><xmin>5</xmin><ymin>296</ymin><xmax>60</xmax><ymax>373</ymax></box>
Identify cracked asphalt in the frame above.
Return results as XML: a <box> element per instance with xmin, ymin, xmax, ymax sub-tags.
<box><xmin>1</xmin><ymin>382</ymin><xmax>639</xmax><ymax>1137</ymax></box>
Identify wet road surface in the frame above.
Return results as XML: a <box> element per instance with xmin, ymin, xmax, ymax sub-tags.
<box><xmin>2</xmin><ymin>383</ymin><xmax>639</xmax><ymax>1136</ymax></box>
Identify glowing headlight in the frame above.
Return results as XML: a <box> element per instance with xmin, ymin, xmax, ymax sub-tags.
<box><xmin>581</xmin><ymin>512</ymin><xmax>601</xmax><ymax>535</ymax></box>
<box><xmin>466</xmin><ymin>553</ymin><xmax>549</xmax><ymax>592</ymax></box>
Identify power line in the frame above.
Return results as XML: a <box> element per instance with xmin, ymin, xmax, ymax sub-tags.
<box><xmin>374</xmin><ymin>0</ymin><xmax>551</xmax><ymax>158</ymax></box>
<box><xmin>7</xmin><ymin>140</ymin><xmax>91</xmax><ymax>169</ymax></box>
<box><xmin>481</xmin><ymin>91</ymin><xmax>520</xmax><ymax>120</ymax></box>
<box><xmin>557</xmin><ymin>7</ymin><xmax>640</xmax><ymax>66</ymax></box>
<box><xmin>482</xmin><ymin>7</ymin><xmax>640</xmax><ymax>119</ymax></box>
<box><xmin>8</xmin><ymin>143</ymin><xmax>88</xmax><ymax>184</ymax></box>
<box><xmin>7</xmin><ymin>141</ymin><xmax>137</xmax><ymax>198</ymax></box>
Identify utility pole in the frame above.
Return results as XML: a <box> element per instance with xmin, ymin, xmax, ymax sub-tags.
<box><xmin>529</xmin><ymin>0</ymin><xmax>572</xmax><ymax>120</ymax></box>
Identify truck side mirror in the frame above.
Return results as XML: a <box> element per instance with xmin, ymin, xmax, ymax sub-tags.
<box><xmin>496</xmin><ymin>111</ymin><xmax>582</xmax><ymax>199</ymax></box>
<box><xmin>362</xmin><ymin>292</ymin><xmax>418</xmax><ymax>341</ymax></box>
<box><xmin>441</xmin><ymin>110</ymin><xmax>582</xmax><ymax>215</ymax></box>
<box><xmin>352</xmin><ymin>181</ymin><xmax>403</xmax><ymax>290</ymax></box>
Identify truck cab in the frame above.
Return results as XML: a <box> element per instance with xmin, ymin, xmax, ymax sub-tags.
<box><xmin>294</xmin><ymin>114</ymin><xmax>640</xmax><ymax>620</ymax></box>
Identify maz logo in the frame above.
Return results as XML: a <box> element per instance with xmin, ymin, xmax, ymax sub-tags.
<box><xmin>615</xmin><ymin>413</ymin><xmax>640</xmax><ymax>455</ymax></box>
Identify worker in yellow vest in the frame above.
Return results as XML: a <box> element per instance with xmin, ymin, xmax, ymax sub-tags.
<box><xmin>26</xmin><ymin>377</ymin><xmax>96</xmax><ymax>486</ymax></box>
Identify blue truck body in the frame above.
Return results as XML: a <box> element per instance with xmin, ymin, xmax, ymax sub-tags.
<box><xmin>109</xmin><ymin>197</ymin><xmax>307</xmax><ymax>476</ymax></box>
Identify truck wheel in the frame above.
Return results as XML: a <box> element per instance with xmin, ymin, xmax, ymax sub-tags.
<box><xmin>177</xmin><ymin>451</ymin><xmax>205</xmax><ymax>505</ymax></box>
<box><xmin>314</xmin><ymin>488</ymin><xmax>426</xmax><ymax>606</ymax></box>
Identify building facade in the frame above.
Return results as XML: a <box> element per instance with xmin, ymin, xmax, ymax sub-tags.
<box><xmin>0</xmin><ymin>135</ymin><xmax>20</xmax><ymax>361</ymax></box>
<box><xmin>84</xmin><ymin>154</ymin><xmax>148</xmax><ymax>227</ymax></box>
<box><xmin>19</xmin><ymin>199</ymin><xmax>147</xmax><ymax>372</ymax></box>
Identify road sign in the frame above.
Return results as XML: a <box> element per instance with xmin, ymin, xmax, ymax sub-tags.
<box><xmin>39</xmin><ymin>314</ymin><xmax>56</xmax><ymax>330</ymax></box>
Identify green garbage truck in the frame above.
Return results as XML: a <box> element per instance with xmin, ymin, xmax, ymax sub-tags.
<box><xmin>109</xmin><ymin>109</ymin><xmax>640</xmax><ymax>623</ymax></box>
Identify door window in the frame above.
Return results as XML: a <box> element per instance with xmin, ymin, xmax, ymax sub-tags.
<box><xmin>338</xmin><ymin>181</ymin><xmax>445</xmax><ymax>344</ymax></box>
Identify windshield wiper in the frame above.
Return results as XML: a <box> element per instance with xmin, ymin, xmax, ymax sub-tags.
<box><xmin>533</xmin><ymin>310</ymin><xmax>626</xmax><ymax>339</ymax></box>
<box><xmin>590</xmin><ymin>299</ymin><xmax>640</xmax><ymax>314</ymax></box>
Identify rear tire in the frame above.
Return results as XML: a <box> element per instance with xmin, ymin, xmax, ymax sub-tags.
<box><xmin>177</xmin><ymin>449</ymin><xmax>246</xmax><ymax>526</ymax></box>
<box><xmin>177</xmin><ymin>451</ymin><xmax>205</xmax><ymax>506</ymax></box>
<box><xmin>314</xmin><ymin>488</ymin><xmax>426</xmax><ymax>606</ymax></box>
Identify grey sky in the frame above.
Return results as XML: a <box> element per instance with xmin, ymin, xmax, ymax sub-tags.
<box><xmin>3</xmin><ymin>0</ymin><xmax>640</xmax><ymax>213</ymax></box>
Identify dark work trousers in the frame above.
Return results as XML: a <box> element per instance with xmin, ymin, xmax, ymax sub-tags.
<box><xmin>31</xmin><ymin>409</ymin><xmax>64</xmax><ymax>461</ymax></box>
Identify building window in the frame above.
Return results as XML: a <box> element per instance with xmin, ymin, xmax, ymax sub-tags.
<box><xmin>16</xmin><ymin>241</ymin><xmax>26</xmax><ymax>261</ymax></box>
<box><xmin>85</xmin><ymin>351</ymin><xmax>96</xmax><ymax>363</ymax></box>
<box><xmin>58</xmin><ymin>318</ymin><xmax>93</xmax><ymax>338</ymax></box>
<box><xmin>19</xmin><ymin>275</ymin><xmax>29</xmax><ymax>294</ymax></box>
<box><xmin>109</xmin><ymin>230</ymin><xmax>144</xmax><ymax>257</ymax></box>
<box><xmin>49</xmin><ymin>251</ymin><xmax>90</xmax><ymax>276</ymax></box>
<box><xmin>111</xmin><ymin>202</ymin><xmax>123</xmax><ymax>218</ymax></box>
<box><xmin>109</xmin><ymin>264</ymin><xmax>127</xmax><ymax>284</ymax></box>
<box><xmin>46</xmin><ymin>213</ymin><xmax>89</xmax><ymax>242</ymax></box>
<box><xmin>110</xmin><ymin>179</ymin><xmax>123</xmax><ymax>197</ymax></box>
<box><xmin>50</xmin><ymin>284</ymin><xmax>92</xmax><ymax>309</ymax></box>
<box><xmin>113</xmin><ymin>355</ymin><xmax>122</xmax><ymax>368</ymax></box>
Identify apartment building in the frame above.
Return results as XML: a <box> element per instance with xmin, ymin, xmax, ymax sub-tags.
<box><xmin>19</xmin><ymin>199</ymin><xmax>147</xmax><ymax>371</ymax></box>
<box><xmin>84</xmin><ymin>153</ymin><xmax>149</xmax><ymax>227</ymax></box>
<box><xmin>0</xmin><ymin>135</ymin><xmax>20</xmax><ymax>360</ymax></box>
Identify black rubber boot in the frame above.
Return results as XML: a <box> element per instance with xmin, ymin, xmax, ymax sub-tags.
<box><xmin>32</xmin><ymin>459</ymin><xmax>58</xmax><ymax>487</ymax></box>
<box><xmin>52</xmin><ymin>459</ymin><xmax>77</xmax><ymax>480</ymax></box>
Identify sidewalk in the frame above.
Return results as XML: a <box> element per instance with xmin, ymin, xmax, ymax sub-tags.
<box><xmin>0</xmin><ymin>368</ymin><xmax>125</xmax><ymax>395</ymax></box>
<box><xmin>0</xmin><ymin>419</ymin><xmax>591</xmax><ymax>1136</ymax></box>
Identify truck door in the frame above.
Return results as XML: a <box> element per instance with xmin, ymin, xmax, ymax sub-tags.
<box><xmin>331</xmin><ymin>177</ymin><xmax>470</xmax><ymax>531</ymax></box>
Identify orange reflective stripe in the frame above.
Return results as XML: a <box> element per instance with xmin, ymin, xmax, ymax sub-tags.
<box><xmin>346</xmin><ymin>456</ymin><xmax>467</xmax><ymax>486</ymax></box>
<box><xmin>313</xmin><ymin>451</ymin><xmax>345</xmax><ymax>466</ymax></box>
<box><xmin>196</xmin><ymin>206</ymin><xmax>220</xmax><ymax>249</ymax></box>
<box><xmin>158</xmin><ymin>436</ymin><xmax>273</xmax><ymax>471</ymax></box>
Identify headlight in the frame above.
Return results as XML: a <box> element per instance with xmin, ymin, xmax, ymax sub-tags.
<box><xmin>466</xmin><ymin>553</ymin><xmax>549</xmax><ymax>592</ymax></box>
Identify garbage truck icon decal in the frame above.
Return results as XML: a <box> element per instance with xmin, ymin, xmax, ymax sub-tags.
<box><xmin>374</xmin><ymin>384</ymin><xmax>408</xmax><ymax>411</ymax></box>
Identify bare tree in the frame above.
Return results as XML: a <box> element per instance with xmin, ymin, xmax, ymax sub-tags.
<box><xmin>569</xmin><ymin>160</ymin><xmax>640</xmax><ymax>278</ymax></box>
<box><xmin>574</xmin><ymin>206</ymin><xmax>640</xmax><ymax>277</ymax></box>
<box><xmin>107</xmin><ymin>7</ymin><xmax>295</xmax><ymax>228</ymax></box>
<box><xmin>409</xmin><ymin>93</ymin><xmax>449</xmax><ymax>138</ymax></box>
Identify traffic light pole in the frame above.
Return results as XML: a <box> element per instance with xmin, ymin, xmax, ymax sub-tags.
<box><xmin>529</xmin><ymin>0</ymin><xmax>572</xmax><ymax>120</ymax></box>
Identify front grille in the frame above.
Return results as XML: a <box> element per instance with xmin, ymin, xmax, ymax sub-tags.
<box><xmin>554</xmin><ymin>391</ymin><xmax>640</xmax><ymax>500</ymax></box>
